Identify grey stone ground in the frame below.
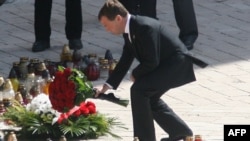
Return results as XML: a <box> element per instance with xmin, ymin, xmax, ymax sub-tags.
<box><xmin>0</xmin><ymin>0</ymin><xmax>250</xmax><ymax>140</ymax></box>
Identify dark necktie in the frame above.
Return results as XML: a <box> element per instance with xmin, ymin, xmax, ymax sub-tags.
<box><xmin>124</xmin><ymin>33</ymin><xmax>131</xmax><ymax>43</ymax></box>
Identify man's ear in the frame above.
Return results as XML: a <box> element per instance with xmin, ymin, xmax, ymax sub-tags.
<box><xmin>116</xmin><ymin>15</ymin><xmax>122</xmax><ymax>22</ymax></box>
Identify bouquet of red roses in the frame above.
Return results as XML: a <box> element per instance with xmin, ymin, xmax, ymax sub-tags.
<box><xmin>49</xmin><ymin>66</ymin><xmax>94</xmax><ymax>113</ymax></box>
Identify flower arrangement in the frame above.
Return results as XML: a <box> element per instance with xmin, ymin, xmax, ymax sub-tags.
<box><xmin>1</xmin><ymin>66</ymin><xmax>126</xmax><ymax>140</ymax></box>
<box><xmin>48</xmin><ymin>66</ymin><xmax>94</xmax><ymax>112</ymax></box>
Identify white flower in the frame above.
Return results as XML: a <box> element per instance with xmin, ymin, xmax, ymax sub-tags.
<box><xmin>25</xmin><ymin>93</ymin><xmax>61</xmax><ymax>124</ymax></box>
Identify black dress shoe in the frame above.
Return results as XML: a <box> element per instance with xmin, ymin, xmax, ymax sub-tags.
<box><xmin>161</xmin><ymin>137</ymin><xmax>183</xmax><ymax>141</ymax></box>
<box><xmin>160</xmin><ymin>138</ymin><xmax>170</xmax><ymax>141</ymax></box>
<box><xmin>68</xmin><ymin>39</ymin><xmax>83</xmax><ymax>50</ymax></box>
<box><xmin>161</xmin><ymin>135</ymin><xmax>193</xmax><ymax>141</ymax></box>
<box><xmin>32</xmin><ymin>41</ymin><xmax>50</xmax><ymax>52</ymax></box>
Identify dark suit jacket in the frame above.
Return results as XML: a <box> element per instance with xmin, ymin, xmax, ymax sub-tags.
<box><xmin>106</xmin><ymin>15</ymin><xmax>196</xmax><ymax>90</ymax></box>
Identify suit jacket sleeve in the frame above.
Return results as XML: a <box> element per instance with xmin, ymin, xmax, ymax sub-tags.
<box><xmin>106</xmin><ymin>36</ymin><xmax>134</xmax><ymax>90</ymax></box>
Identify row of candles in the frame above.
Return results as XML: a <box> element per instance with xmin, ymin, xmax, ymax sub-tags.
<box><xmin>0</xmin><ymin>45</ymin><xmax>118</xmax><ymax>113</ymax></box>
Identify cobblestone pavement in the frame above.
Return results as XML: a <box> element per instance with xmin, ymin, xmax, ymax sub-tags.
<box><xmin>0</xmin><ymin>0</ymin><xmax>250</xmax><ymax>141</ymax></box>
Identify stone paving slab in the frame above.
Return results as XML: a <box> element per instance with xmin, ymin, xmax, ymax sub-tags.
<box><xmin>0</xmin><ymin>0</ymin><xmax>250</xmax><ymax>141</ymax></box>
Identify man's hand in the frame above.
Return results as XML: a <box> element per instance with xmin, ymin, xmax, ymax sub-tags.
<box><xmin>94</xmin><ymin>88</ymin><xmax>101</xmax><ymax>98</ymax></box>
<box><xmin>94</xmin><ymin>83</ymin><xmax>110</xmax><ymax>97</ymax></box>
<box><xmin>130</xmin><ymin>74</ymin><xmax>135</xmax><ymax>82</ymax></box>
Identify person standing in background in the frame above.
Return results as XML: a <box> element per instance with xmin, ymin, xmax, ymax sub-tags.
<box><xmin>32</xmin><ymin>0</ymin><xmax>83</xmax><ymax>52</ymax></box>
<box><xmin>0</xmin><ymin>0</ymin><xmax>6</xmax><ymax>6</ymax></box>
<box><xmin>119</xmin><ymin>0</ymin><xmax>198</xmax><ymax>50</ymax></box>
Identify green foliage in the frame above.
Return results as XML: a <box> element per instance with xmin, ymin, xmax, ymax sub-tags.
<box><xmin>58</xmin><ymin>113</ymin><xmax>125</xmax><ymax>139</ymax></box>
<box><xmin>71</xmin><ymin>68</ymin><xmax>95</xmax><ymax>105</ymax></box>
<box><xmin>2</xmin><ymin>102</ymin><xmax>127</xmax><ymax>139</ymax></box>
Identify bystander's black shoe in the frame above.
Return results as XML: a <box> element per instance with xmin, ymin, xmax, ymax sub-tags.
<box><xmin>69</xmin><ymin>39</ymin><xmax>83</xmax><ymax>50</ymax></box>
<box><xmin>182</xmin><ymin>35</ymin><xmax>197</xmax><ymax>50</ymax></box>
<box><xmin>0</xmin><ymin>0</ymin><xmax>6</xmax><ymax>6</ymax></box>
<box><xmin>32</xmin><ymin>41</ymin><xmax>50</xmax><ymax>52</ymax></box>
<box><xmin>186</xmin><ymin>44</ymin><xmax>194</xmax><ymax>50</ymax></box>
<box><xmin>183</xmin><ymin>40</ymin><xmax>194</xmax><ymax>50</ymax></box>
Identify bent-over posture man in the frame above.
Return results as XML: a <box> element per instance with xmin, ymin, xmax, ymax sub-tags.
<box><xmin>95</xmin><ymin>0</ymin><xmax>207</xmax><ymax>141</ymax></box>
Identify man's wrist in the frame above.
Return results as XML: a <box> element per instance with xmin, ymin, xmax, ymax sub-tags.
<box><xmin>104</xmin><ymin>82</ymin><xmax>113</xmax><ymax>89</ymax></box>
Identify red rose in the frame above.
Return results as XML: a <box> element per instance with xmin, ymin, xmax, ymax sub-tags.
<box><xmin>79</xmin><ymin>103</ymin><xmax>89</xmax><ymax>115</ymax></box>
<box><xmin>73</xmin><ymin>109</ymin><xmax>82</xmax><ymax>117</ymax></box>
<box><xmin>86</xmin><ymin>101</ymin><xmax>96</xmax><ymax>114</ymax></box>
<box><xmin>55</xmin><ymin>71</ymin><xmax>64</xmax><ymax>79</ymax></box>
<box><xmin>68</xmin><ymin>80</ymin><xmax>75</xmax><ymax>90</ymax></box>
<box><xmin>86</xmin><ymin>101</ymin><xmax>95</xmax><ymax>107</ymax></box>
<box><xmin>87</xmin><ymin>105</ymin><xmax>96</xmax><ymax>114</ymax></box>
<box><xmin>63</xmin><ymin>67</ymin><xmax>72</xmax><ymax>78</ymax></box>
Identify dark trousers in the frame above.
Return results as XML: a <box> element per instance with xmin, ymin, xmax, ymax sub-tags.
<box><xmin>34</xmin><ymin>0</ymin><xmax>82</xmax><ymax>41</ymax></box>
<box><xmin>119</xmin><ymin>0</ymin><xmax>198</xmax><ymax>44</ymax></box>
<box><xmin>130</xmin><ymin>56</ymin><xmax>194</xmax><ymax>141</ymax></box>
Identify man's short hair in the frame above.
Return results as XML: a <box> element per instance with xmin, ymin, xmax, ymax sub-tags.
<box><xmin>98</xmin><ymin>0</ymin><xmax>128</xmax><ymax>21</ymax></box>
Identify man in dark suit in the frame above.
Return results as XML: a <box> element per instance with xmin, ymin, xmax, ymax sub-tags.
<box><xmin>119</xmin><ymin>0</ymin><xmax>198</xmax><ymax>50</ymax></box>
<box><xmin>32</xmin><ymin>0</ymin><xmax>83</xmax><ymax>52</ymax></box>
<box><xmin>95</xmin><ymin>0</ymin><xmax>206</xmax><ymax>141</ymax></box>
